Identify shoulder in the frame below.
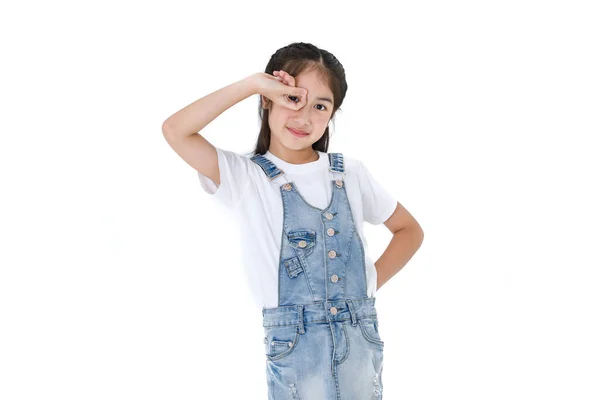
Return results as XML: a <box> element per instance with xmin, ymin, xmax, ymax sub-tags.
<box><xmin>216</xmin><ymin>147</ymin><xmax>254</xmax><ymax>163</ymax></box>
<box><xmin>214</xmin><ymin>147</ymin><xmax>263</xmax><ymax>175</ymax></box>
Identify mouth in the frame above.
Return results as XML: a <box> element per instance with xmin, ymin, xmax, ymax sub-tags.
<box><xmin>287</xmin><ymin>127</ymin><xmax>309</xmax><ymax>138</ymax></box>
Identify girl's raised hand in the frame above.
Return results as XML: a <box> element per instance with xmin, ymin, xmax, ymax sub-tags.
<box><xmin>254</xmin><ymin>70</ymin><xmax>308</xmax><ymax>111</ymax></box>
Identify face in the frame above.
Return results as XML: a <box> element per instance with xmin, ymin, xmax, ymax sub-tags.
<box><xmin>263</xmin><ymin>68</ymin><xmax>334</xmax><ymax>157</ymax></box>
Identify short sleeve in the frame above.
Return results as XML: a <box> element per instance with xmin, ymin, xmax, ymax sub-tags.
<box><xmin>197</xmin><ymin>146</ymin><xmax>251</xmax><ymax>209</ymax></box>
<box><xmin>358</xmin><ymin>160</ymin><xmax>398</xmax><ymax>225</ymax></box>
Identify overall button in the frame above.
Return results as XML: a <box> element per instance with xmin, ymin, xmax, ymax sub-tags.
<box><xmin>328</xmin><ymin>250</ymin><xmax>337</xmax><ymax>258</ymax></box>
<box><xmin>282</xmin><ymin>183</ymin><xmax>292</xmax><ymax>191</ymax></box>
<box><xmin>330</xmin><ymin>307</ymin><xmax>338</xmax><ymax>315</ymax></box>
<box><xmin>324</xmin><ymin>212</ymin><xmax>334</xmax><ymax>220</ymax></box>
<box><xmin>330</xmin><ymin>274</ymin><xmax>339</xmax><ymax>283</ymax></box>
<box><xmin>327</xmin><ymin>228</ymin><xmax>335</xmax><ymax>236</ymax></box>
<box><xmin>335</xmin><ymin>179</ymin><xmax>343</xmax><ymax>188</ymax></box>
<box><xmin>298</xmin><ymin>240</ymin><xmax>307</xmax><ymax>248</ymax></box>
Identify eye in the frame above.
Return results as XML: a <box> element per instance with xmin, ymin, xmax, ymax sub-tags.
<box><xmin>287</xmin><ymin>96</ymin><xmax>327</xmax><ymax>111</ymax></box>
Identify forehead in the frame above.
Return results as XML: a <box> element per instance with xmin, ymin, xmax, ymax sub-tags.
<box><xmin>294</xmin><ymin>69</ymin><xmax>333</xmax><ymax>97</ymax></box>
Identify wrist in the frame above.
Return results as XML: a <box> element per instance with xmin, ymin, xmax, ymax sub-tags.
<box><xmin>244</xmin><ymin>73</ymin><xmax>263</xmax><ymax>96</ymax></box>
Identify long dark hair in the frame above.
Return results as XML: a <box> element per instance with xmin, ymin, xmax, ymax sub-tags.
<box><xmin>246</xmin><ymin>42</ymin><xmax>348</xmax><ymax>157</ymax></box>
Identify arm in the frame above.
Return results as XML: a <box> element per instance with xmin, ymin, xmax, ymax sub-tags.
<box><xmin>162</xmin><ymin>74</ymin><xmax>260</xmax><ymax>139</ymax></box>
<box><xmin>161</xmin><ymin>74</ymin><xmax>261</xmax><ymax>185</ymax></box>
<box><xmin>375</xmin><ymin>202</ymin><xmax>425</xmax><ymax>290</ymax></box>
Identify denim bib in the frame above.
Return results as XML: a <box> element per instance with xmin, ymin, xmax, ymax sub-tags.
<box><xmin>250</xmin><ymin>152</ymin><xmax>385</xmax><ymax>399</ymax></box>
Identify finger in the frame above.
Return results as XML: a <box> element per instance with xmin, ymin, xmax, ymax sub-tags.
<box><xmin>293</xmin><ymin>100</ymin><xmax>307</xmax><ymax>111</ymax></box>
<box><xmin>279</xmin><ymin>70</ymin><xmax>296</xmax><ymax>86</ymax></box>
<box><xmin>294</xmin><ymin>87</ymin><xmax>307</xmax><ymax>98</ymax></box>
<box><xmin>285</xmin><ymin>74</ymin><xmax>296</xmax><ymax>87</ymax></box>
<box><xmin>284</xmin><ymin>88</ymin><xmax>306</xmax><ymax>102</ymax></box>
<box><xmin>297</xmin><ymin>93</ymin><xmax>307</xmax><ymax>109</ymax></box>
<box><xmin>293</xmin><ymin>88</ymin><xmax>308</xmax><ymax>109</ymax></box>
<box><xmin>273</xmin><ymin>71</ymin><xmax>286</xmax><ymax>83</ymax></box>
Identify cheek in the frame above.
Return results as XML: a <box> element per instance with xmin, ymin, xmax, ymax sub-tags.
<box><xmin>315</xmin><ymin>115</ymin><xmax>330</xmax><ymax>127</ymax></box>
<box><xmin>268</xmin><ymin>113</ymin><xmax>285</xmax><ymax>130</ymax></box>
<box><xmin>269</xmin><ymin>106</ymin><xmax>287</xmax><ymax>121</ymax></box>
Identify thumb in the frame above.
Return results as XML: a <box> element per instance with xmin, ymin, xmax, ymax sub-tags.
<box><xmin>294</xmin><ymin>87</ymin><xmax>307</xmax><ymax>97</ymax></box>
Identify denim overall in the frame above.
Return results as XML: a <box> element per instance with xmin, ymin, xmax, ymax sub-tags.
<box><xmin>250</xmin><ymin>152</ymin><xmax>385</xmax><ymax>400</ymax></box>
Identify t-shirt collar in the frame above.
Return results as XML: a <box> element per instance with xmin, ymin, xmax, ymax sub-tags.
<box><xmin>264</xmin><ymin>150</ymin><xmax>326</xmax><ymax>174</ymax></box>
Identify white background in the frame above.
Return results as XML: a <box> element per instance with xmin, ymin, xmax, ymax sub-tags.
<box><xmin>1</xmin><ymin>0</ymin><xmax>599</xmax><ymax>399</ymax></box>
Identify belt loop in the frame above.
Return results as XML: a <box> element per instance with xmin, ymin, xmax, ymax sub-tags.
<box><xmin>346</xmin><ymin>299</ymin><xmax>357</xmax><ymax>326</ymax></box>
<box><xmin>297</xmin><ymin>305</ymin><xmax>305</xmax><ymax>334</ymax></box>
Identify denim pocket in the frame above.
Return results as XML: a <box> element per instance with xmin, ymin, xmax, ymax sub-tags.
<box><xmin>264</xmin><ymin>325</ymin><xmax>300</xmax><ymax>361</ymax></box>
<box><xmin>358</xmin><ymin>317</ymin><xmax>385</xmax><ymax>348</ymax></box>
<box><xmin>286</xmin><ymin>229</ymin><xmax>317</xmax><ymax>257</ymax></box>
<box><xmin>282</xmin><ymin>256</ymin><xmax>303</xmax><ymax>279</ymax></box>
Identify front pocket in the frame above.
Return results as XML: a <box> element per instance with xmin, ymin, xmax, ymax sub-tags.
<box><xmin>264</xmin><ymin>325</ymin><xmax>300</xmax><ymax>361</ymax></box>
<box><xmin>358</xmin><ymin>318</ymin><xmax>385</xmax><ymax>348</ymax></box>
<box><xmin>271</xmin><ymin>340</ymin><xmax>293</xmax><ymax>354</ymax></box>
<box><xmin>286</xmin><ymin>229</ymin><xmax>317</xmax><ymax>257</ymax></box>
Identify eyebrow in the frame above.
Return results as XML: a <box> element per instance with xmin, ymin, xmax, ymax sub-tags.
<box><xmin>315</xmin><ymin>97</ymin><xmax>333</xmax><ymax>104</ymax></box>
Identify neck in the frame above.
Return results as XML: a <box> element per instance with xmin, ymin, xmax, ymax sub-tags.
<box><xmin>269</xmin><ymin>148</ymin><xmax>319</xmax><ymax>165</ymax></box>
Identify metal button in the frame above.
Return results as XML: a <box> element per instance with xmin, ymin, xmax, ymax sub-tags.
<box><xmin>327</xmin><ymin>228</ymin><xmax>335</xmax><ymax>236</ymax></box>
<box><xmin>330</xmin><ymin>274</ymin><xmax>339</xmax><ymax>283</ymax></box>
<box><xmin>328</xmin><ymin>250</ymin><xmax>337</xmax><ymax>258</ymax></box>
<box><xmin>330</xmin><ymin>307</ymin><xmax>338</xmax><ymax>315</ymax></box>
<box><xmin>282</xmin><ymin>183</ymin><xmax>292</xmax><ymax>191</ymax></box>
<box><xmin>288</xmin><ymin>342</ymin><xmax>293</xmax><ymax>347</ymax></box>
<box><xmin>325</xmin><ymin>213</ymin><xmax>334</xmax><ymax>220</ymax></box>
<box><xmin>335</xmin><ymin>180</ymin><xmax>343</xmax><ymax>188</ymax></box>
<box><xmin>298</xmin><ymin>240</ymin><xmax>307</xmax><ymax>248</ymax></box>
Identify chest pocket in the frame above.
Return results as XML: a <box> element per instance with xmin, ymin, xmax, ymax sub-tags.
<box><xmin>286</xmin><ymin>229</ymin><xmax>317</xmax><ymax>257</ymax></box>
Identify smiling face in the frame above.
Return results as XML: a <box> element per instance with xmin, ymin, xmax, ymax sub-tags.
<box><xmin>263</xmin><ymin>67</ymin><xmax>335</xmax><ymax>161</ymax></box>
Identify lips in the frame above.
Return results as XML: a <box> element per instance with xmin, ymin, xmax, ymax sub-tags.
<box><xmin>287</xmin><ymin>127</ymin><xmax>309</xmax><ymax>137</ymax></box>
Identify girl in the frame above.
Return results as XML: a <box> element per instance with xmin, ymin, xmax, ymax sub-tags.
<box><xmin>162</xmin><ymin>42</ymin><xmax>424</xmax><ymax>400</ymax></box>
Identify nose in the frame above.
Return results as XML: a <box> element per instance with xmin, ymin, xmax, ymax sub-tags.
<box><xmin>291</xmin><ymin>104</ymin><xmax>312</xmax><ymax>128</ymax></box>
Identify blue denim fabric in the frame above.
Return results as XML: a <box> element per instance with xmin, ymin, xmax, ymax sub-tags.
<box><xmin>251</xmin><ymin>153</ymin><xmax>385</xmax><ymax>400</ymax></box>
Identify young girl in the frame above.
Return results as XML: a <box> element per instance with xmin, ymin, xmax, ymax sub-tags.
<box><xmin>163</xmin><ymin>42</ymin><xmax>424</xmax><ymax>400</ymax></box>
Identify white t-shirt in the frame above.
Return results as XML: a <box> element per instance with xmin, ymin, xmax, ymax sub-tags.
<box><xmin>197</xmin><ymin>147</ymin><xmax>397</xmax><ymax>311</ymax></box>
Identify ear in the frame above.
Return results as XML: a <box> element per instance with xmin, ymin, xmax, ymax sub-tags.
<box><xmin>261</xmin><ymin>95</ymin><xmax>271</xmax><ymax>110</ymax></box>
